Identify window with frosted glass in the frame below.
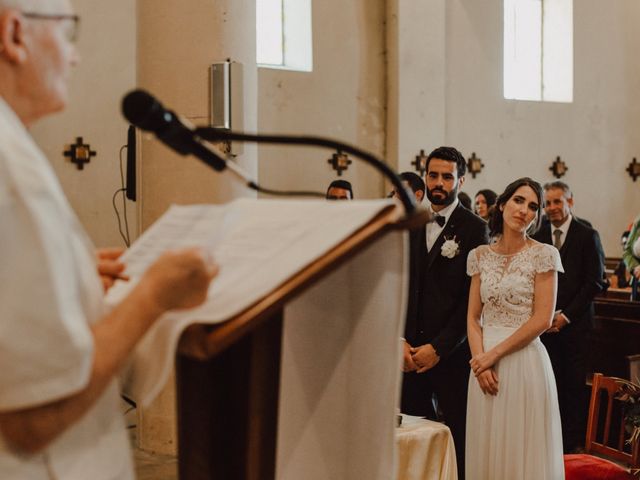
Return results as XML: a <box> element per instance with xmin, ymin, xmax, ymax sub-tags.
<box><xmin>504</xmin><ymin>0</ymin><xmax>573</xmax><ymax>103</ymax></box>
<box><xmin>257</xmin><ymin>0</ymin><xmax>312</xmax><ymax>72</ymax></box>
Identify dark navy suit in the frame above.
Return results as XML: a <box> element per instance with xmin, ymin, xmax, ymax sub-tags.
<box><xmin>533</xmin><ymin>217</ymin><xmax>605</xmax><ymax>452</ymax></box>
<box><xmin>401</xmin><ymin>204</ymin><xmax>488</xmax><ymax>476</ymax></box>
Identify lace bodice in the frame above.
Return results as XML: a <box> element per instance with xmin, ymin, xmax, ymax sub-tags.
<box><xmin>467</xmin><ymin>243</ymin><xmax>563</xmax><ymax>328</ymax></box>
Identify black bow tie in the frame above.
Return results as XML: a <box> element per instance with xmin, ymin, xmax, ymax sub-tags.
<box><xmin>434</xmin><ymin>215</ymin><xmax>445</xmax><ymax>227</ymax></box>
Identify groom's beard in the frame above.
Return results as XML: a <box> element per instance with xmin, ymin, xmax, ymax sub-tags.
<box><xmin>427</xmin><ymin>185</ymin><xmax>458</xmax><ymax>206</ymax></box>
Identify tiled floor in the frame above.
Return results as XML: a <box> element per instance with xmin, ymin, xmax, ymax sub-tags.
<box><xmin>125</xmin><ymin>400</ymin><xmax>177</xmax><ymax>480</ymax></box>
<box><xmin>134</xmin><ymin>447</ymin><xmax>177</xmax><ymax>480</ymax></box>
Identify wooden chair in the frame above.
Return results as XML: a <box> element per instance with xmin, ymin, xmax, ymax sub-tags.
<box><xmin>565</xmin><ymin>373</ymin><xmax>639</xmax><ymax>480</ymax></box>
<box><xmin>629</xmin><ymin>354</ymin><xmax>640</xmax><ymax>384</ymax></box>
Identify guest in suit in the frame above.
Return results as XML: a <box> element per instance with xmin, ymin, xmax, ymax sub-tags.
<box><xmin>388</xmin><ymin>171</ymin><xmax>425</xmax><ymax>203</ymax></box>
<box><xmin>458</xmin><ymin>191</ymin><xmax>473</xmax><ymax>211</ymax></box>
<box><xmin>532</xmin><ymin>180</ymin><xmax>606</xmax><ymax>453</ymax></box>
<box><xmin>325</xmin><ymin>179</ymin><xmax>353</xmax><ymax>200</ymax></box>
<box><xmin>401</xmin><ymin>146</ymin><xmax>489</xmax><ymax>477</ymax></box>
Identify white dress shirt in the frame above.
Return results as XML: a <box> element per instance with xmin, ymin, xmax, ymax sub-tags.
<box><xmin>549</xmin><ymin>214</ymin><xmax>572</xmax><ymax>323</ymax></box>
<box><xmin>426</xmin><ymin>198</ymin><xmax>459</xmax><ymax>251</ymax></box>
<box><xmin>550</xmin><ymin>214</ymin><xmax>572</xmax><ymax>249</ymax></box>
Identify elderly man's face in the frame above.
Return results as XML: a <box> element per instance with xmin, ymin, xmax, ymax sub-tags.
<box><xmin>18</xmin><ymin>0</ymin><xmax>79</xmax><ymax>120</ymax></box>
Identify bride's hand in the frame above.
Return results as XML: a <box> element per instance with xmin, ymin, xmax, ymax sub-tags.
<box><xmin>470</xmin><ymin>350</ymin><xmax>499</xmax><ymax>377</ymax></box>
<box><xmin>477</xmin><ymin>369</ymin><xmax>499</xmax><ymax>396</ymax></box>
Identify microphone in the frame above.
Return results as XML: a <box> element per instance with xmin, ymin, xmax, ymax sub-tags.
<box><xmin>121</xmin><ymin>90</ymin><xmax>227</xmax><ymax>172</ymax></box>
<box><xmin>121</xmin><ymin>89</ymin><xmax>418</xmax><ymax>216</ymax></box>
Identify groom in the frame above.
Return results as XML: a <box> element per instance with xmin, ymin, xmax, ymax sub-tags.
<box><xmin>401</xmin><ymin>146</ymin><xmax>489</xmax><ymax>477</ymax></box>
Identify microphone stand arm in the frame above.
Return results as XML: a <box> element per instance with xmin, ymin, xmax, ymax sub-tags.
<box><xmin>194</xmin><ymin>128</ymin><xmax>418</xmax><ymax>216</ymax></box>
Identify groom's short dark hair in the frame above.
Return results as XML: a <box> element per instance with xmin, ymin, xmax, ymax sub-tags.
<box><xmin>426</xmin><ymin>146</ymin><xmax>467</xmax><ymax>178</ymax></box>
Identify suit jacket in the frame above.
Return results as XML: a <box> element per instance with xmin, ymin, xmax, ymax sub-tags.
<box><xmin>404</xmin><ymin>204</ymin><xmax>489</xmax><ymax>359</ymax></box>
<box><xmin>532</xmin><ymin>217</ymin><xmax>605</xmax><ymax>328</ymax></box>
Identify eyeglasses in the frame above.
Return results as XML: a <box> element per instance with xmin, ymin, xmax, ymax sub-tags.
<box><xmin>22</xmin><ymin>12</ymin><xmax>80</xmax><ymax>43</ymax></box>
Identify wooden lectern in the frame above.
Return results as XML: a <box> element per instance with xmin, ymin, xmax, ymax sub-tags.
<box><xmin>174</xmin><ymin>206</ymin><xmax>424</xmax><ymax>480</ymax></box>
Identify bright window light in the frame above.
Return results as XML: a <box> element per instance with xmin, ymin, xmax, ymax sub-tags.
<box><xmin>257</xmin><ymin>0</ymin><xmax>284</xmax><ymax>66</ymax></box>
<box><xmin>257</xmin><ymin>0</ymin><xmax>312</xmax><ymax>72</ymax></box>
<box><xmin>504</xmin><ymin>0</ymin><xmax>573</xmax><ymax>103</ymax></box>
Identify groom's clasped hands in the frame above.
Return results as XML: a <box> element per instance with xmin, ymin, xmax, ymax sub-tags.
<box><xmin>402</xmin><ymin>341</ymin><xmax>441</xmax><ymax>373</ymax></box>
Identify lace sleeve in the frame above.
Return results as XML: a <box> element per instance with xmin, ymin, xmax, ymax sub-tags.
<box><xmin>467</xmin><ymin>248</ymin><xmax>480</xmax><ymax>276</ymax></box>
<box><xmin>534</xmin><ymin>244</ymin><xmax>565</xmax><ymax>274</ymax></box>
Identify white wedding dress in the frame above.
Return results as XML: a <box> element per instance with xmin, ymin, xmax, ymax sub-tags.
<box><xmin>465</xmin><ymin>243</ymin><xmax>565</xmax><ymax>480</ymax></box>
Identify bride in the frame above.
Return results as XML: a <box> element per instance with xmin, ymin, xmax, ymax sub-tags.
<box><xmin>465</xmin><ymin>177</ymin><xmax>565</xmax><ymax>479</ymax></box>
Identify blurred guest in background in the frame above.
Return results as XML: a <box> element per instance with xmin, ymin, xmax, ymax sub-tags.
<box><xmin>388</xmin><ymin>171</ymin><xmax>425</xmax><ymax>203</ymax></box>
<box><xmin>326</xmin><ymin>179</ymin><xmax>353</xmax><ymax>200</ymax></box>
<box><xmin>624</xmin><ymin>215</ymin><xmax>640</xmax><ymax>282</ymax></box>
<box><xmin>474</xmin><ymin>189</ymin><xmax>497</xmax><ymax>221</ymax></box>
<box><xmin>458</xmin><ymin>192</ymin><xmax>472</xmax><ymax>211</ymax></box>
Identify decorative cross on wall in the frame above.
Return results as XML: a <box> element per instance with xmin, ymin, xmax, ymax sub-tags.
<box><xmin>627</xmin><ymin>157</ymin><xmax>640</xmax><ymax>182</ymax></box>
<box><xmin>549</xmin><ymin>156</ymin><xmax>568</xmax><ymax>179</ymax></box>
<box><xmin>327</xmin><ymin>150</ymin><xmax>352</xmax><ymax>176</ymax></box>
<box><xmin>64</xmin><ymin>137</ymin><xmax>96</xmax><ymax>170</ymax></box>
<box><xmin>466</xmin><ymin>152</ymin><xmax>484</xmax><ymax>178</ymax></box>
<box><xmin>412</xmin><ymin>149</ymin><xmax>428</xmax><ymax>175</ymax></box>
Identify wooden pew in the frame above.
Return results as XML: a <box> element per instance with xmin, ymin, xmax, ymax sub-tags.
<box><xmin>588</xmin><ymin>296</ymin><xmax>640</xmax><ymax>380</ymax></box>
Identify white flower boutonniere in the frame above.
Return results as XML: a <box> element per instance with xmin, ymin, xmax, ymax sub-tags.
<box><xmin>441</xmin><ymin>237</ymin><xmax>460</xmax><ymax>259</ymax></box>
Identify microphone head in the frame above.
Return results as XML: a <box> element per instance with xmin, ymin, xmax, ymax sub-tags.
<box><xmin>122</xmin><ymin>89</ymin><xmax>170</xmax><ymax>132</ymax></box>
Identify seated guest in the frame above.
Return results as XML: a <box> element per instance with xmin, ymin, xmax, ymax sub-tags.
<box><xmin>624</xmin><ymin>215</ymin><xmax>640</xmax><ymax>281</ymax></box>
<box><xmin>474</xmin><ymin>189</ymin><xmax>497</xmax><ymax>221</ymax></box>
<box><xmin>388</xmin><ymin>171</ymin><xmax>425</xmax><ymax>203</ymax></box>
<box><xmin>458</xmin><ymin>191</ymin><xmax>472</xmax><ymax>210</ymax></box>
<box><xmin>612</xmin><ymin>227</ymin><xmax>632</xmax><ymax>288</ymax></box>
<box><xmin>326</xmin><ymin>180</ymin><xmax>353</xmax><ymax>200</ymax></box>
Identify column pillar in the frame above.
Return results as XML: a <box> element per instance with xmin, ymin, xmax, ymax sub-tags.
<box><xmin>136</xmin><ymin>0</ymin><xmax>257</xmax><ymax>454</ymax></box>
<box><xmin>386</xmin><ymin>0</ymin><xmax>446</xmax><ymax>174</ymax></box>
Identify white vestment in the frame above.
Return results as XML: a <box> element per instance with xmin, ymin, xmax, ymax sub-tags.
<box><xmin>0</xmin><ymin>98</ymin><xmax>134</xmax><ymax>479</ymax></box>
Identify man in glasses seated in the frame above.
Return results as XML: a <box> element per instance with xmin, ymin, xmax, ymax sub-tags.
<box><xmin>0</xmin><ymin>1</ymin><xmax>217</xmax><ymax>478</ymax></box>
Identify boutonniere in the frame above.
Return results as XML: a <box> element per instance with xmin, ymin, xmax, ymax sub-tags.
<box><xmin>441</xmin><ymin>236</ymin><xmax>460</xmax><ymax>259</ymax></box>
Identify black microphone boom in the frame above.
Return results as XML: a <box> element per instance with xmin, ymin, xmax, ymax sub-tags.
<box><xmin>194</xmin><ymin>128</ymin><xmax>417</xmax><ymax>214</ymax></box>
<box><xmin>121</xmin><ymin>89</ymin><xmax>417</xmax><ymax>215</ymax></box>
<box><xmin>122</xmin><ymin>90</ymin><xmax>227</xmax><ymax>172</ymax></box>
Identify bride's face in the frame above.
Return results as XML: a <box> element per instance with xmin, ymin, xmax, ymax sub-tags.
<box><xmin>500</xmin><ymin>185</ymin><xmax>539</xmax><ymax>234</ymax></box>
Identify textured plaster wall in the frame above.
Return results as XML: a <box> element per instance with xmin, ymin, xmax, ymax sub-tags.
<box><xmin>31</xmin><ymin>0</ymin><xmax>137</xmax><ymax>248</ymax></box>
<box><xmin>257</xmin><ymin>0</ymin><xmax>387</xmax><ymax>200</ymax></box>
<box><xmin>444</xmin><ymin>0</ymin><xmax>640</xmax><ymax>255</ymax></box>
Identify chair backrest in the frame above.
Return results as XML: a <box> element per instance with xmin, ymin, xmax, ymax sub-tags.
<box><xmin>585</xmin><ymin>373</ymin><xmax>640</xmax><ymax>468</ymax></box>
<box><xmin>628</xmin><ymin>354</ymin><xmax>640</xmax><ymax>384</ymax></box>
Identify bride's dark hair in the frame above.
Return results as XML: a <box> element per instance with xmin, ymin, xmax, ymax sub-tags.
<box><xmin>488</xmin><ymin>177</ymin><xmax>543</xmax><ymax>237</ymax></box>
